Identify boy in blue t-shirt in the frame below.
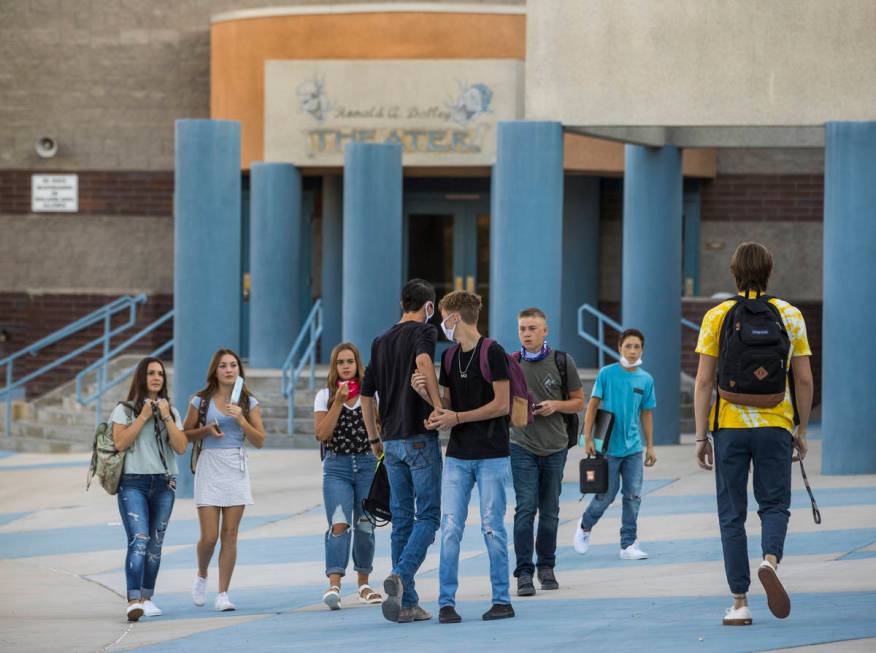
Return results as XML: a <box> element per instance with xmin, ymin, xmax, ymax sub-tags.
<box><xmin>574</xmin><ymin>328</ymin><xmax>657</xmax><ymax>560</ymax></box>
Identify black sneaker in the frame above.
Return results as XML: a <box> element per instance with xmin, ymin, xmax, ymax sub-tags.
<box><xmin>482</xmin><ymin>603</ymin><xmax>515</xmax><ymax>621</ymax></box>
<box><xmin>517</xmin><ymin>573</ymin><xmax>536</xmax><ymax>597</ymax></box>
<box><xmin>537</xmin><ymin>567</ymin><xmax>559</xmax><ymax>590</ymax></box>
<box><xmin>439</xmin><ymin>606</ymin><xmax>462</xmax><ymax>623</ymax></box>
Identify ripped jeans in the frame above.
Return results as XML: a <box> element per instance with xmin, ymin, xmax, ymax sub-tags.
<box><xmin>322</xmin><ymin>451</ymin><xmax>377</xmax><ymax>578</ymax></box>
<box><xmin>580</xmin><ymin>451</ymin><xmax>644</xmax><ymax>549</ymax></box>
<box><xmin>439</xmin><ymin>455</ymin><xmax>511</xmax><ymax>607</ymax></box>
<box><xmin>117</xmin><ymin>474</ymin><xmax>176</xmax><ymax>600</ymax></box>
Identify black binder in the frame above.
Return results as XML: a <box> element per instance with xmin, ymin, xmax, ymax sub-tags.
<box><xmin>579</xmin><ymin>409</ymin><xmax>615</xmax><ymax>495</ymax></box>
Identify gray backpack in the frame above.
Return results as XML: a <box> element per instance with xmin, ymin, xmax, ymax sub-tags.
<box><xmin>86</xmin><ymin>401</ymin><xmax>134</xmax><ymax>495</ymax></box>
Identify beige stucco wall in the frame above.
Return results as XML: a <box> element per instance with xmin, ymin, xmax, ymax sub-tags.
<box><xmin>0</xmin><ymin>215</ymin><xmax>173</xmax><ymax>294</ymax></box>
<box><xmin>526</xmin><ymin>0</ymin><xmax>876</xmax><ymax>129</ymax></box>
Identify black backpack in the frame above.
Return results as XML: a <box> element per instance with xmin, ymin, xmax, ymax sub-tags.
<box><xmin>714</xmin><ymin>291</ymin><xmax>795</xmax><ymax>431</ymax></box>
<box><xmin>554</xmin><ymin>351</ymin><xmax>580</xmax><ymax>449</ymax></box>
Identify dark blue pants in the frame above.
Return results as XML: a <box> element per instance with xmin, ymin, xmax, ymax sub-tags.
<box><xmin>510</xmin><ymin>443</ymin><xmax>567</xmax><ymax>577</ymax></box>
<box><xmin>714</xmin><ymin>427</ymin><xmax>792</xmax><ymax>595</ymax></box>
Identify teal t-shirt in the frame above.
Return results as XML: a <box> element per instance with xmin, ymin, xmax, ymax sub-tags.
<box><xmin>111</xmin><ymin>403</ymin><xmax>182</xmax><ymax>475</ymax></box>
<box><xmin>591</xmin><ymin>363</ymin><xmax>656</xmax><ymax>457</ymax></box>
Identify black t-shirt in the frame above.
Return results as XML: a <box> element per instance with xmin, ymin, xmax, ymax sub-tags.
<box><xmin>361</xmin><ymin>321</ymin><xmax>438</xmax><ymax>441</ymax></box>
<box><xmin>438</xmin><ymin>337</ymin><xmax>510</xmax><ymax>460</ymax></box>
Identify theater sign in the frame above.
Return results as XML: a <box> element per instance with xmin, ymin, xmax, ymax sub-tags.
<box><xmin>264</xmin><ymin>59</ymin><xmax>524</xmax><ymax>166</ymax></box>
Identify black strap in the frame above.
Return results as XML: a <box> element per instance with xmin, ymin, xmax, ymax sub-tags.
<box><xmin>149</xmin><ymin>401</ymin><xmax>173</xmax><ymax>479</ymax></box>
<box><xmin>555</xmin><ymin>350</ymin><xmax>569</xmax><ymax>400</ymax></box>
<box><xmin>798</xmin><ymin>459</ymin><xmax>821</xmax><ymax>524</ymax></box>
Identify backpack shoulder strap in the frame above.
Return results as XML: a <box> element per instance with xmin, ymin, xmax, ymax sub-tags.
<box><xmin>479</xmin><ymin>337</ymin><xmax>495</xmax><ymax>384</ymax></box>
<box><xmin>196</xmin><ymin>393</ymin><xmax>209</xmax><ymax>427</ymax></box>
<box><xmin>442</xmin><ymin>344</ymin><xmax>459</xmax><ymax>380</ymax></box>
<box><xmin>554</xmin><ymin>350</ymin><xmax>569</xmax><ymax>399</ymax></box>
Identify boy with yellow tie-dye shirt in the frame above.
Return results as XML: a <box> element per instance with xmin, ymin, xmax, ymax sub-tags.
<box><xmin>693</xmin><ymin>242</ymin><xmax>814</xmax><ymax>628</ymax></box>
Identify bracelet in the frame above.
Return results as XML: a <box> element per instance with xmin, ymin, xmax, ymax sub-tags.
<box><xmin>368</xmin><ymin>438</ymin><xmax>380</xmax><ymax>444</ymax></box>
<box><xmin>456</xmin><ymin>412</ymin><xmax>461</xmax><ymax>425</ymax></box>
<box><xmin>162</xmin><ymin>415</ymin><xmax>172</xmax><ymax>422</ymax></box>
<box><xmin>696</xmin><ymin>438</ymin><xmax>709</xmax><ymax>442</ymax></box>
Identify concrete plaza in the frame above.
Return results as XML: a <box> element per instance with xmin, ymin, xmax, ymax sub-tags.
<box><xmin>1</xmin><ymin>432</ymin><xmax>874</xmax><ymax>652</ymax></box>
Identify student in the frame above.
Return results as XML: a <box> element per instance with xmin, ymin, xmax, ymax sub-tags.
<box><xmin>510</xmin><ymin>308</ymin><xmax>585</xmax><ymax>596</ymax></box>
<box><xmin>183</xmin><ymin>349</ymin><xmax>265</xmax><ymax>612</ymax></box>
<box><xmin>693</xmin><ymin>241</ymin><xmax>813</xmax><ymax>626</ymax></box>
<box><xmin>111</xmin><ymin>357</ymin><xmax>187</xmax><ymax>622</ymax></box>
<box><xmin>361</xmin><ymin>279</ymin><xmax>443</xmax><ymax>624</ymax></box>
<box><xmin>573</xmin><ymin>329</ymin><xmax>657</xmax><ymax>560</ymax></box>
<box><xmin>314</xmin><ymin>342</ymin><xmax>383</xmax><ymax>610</ymax></box>
<box><xmin>414</xmin><ymin>290</ymin><xmax>514</xmax><ymax>623</ymax></box>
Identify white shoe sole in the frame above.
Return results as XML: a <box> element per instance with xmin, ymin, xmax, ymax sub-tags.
<box><xmin>723</xmin><ymin>617</ymin><xmax>753</xmax><ymax>626</ymax></box>
<box><xmin>192</xmin><ymin>595</ymin><xmax>205</xmax><ymax>607</ymax></box>
<box><xmin>323</xmin><ymin>592</ymin><xmax>341</xmax><ymax>610</ymax></box>
<box><xmin>126</xmin><ymin>606</ymin><xmax>144</xmax><ymax>622</ymax></box>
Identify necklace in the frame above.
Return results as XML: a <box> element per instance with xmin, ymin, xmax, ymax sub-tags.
<box><xmin>458</xmin><ymin>343</ymin><xmax>477</xmax><ymax>379</ymax></box>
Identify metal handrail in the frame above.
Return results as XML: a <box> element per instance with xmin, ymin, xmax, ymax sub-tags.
<box><xmin>1</xmin><ymin>294</ymin><xmax>147</xmax><ymax>436</ymax></box>
<box><xmin>281</xmin><ymin>300</ymin><xmax>323</xmax><ymax>434</ymax></box>
<box><xmin>577</xmin><ymin>304</ymin><xmax>624</xmax><ymax>368</ymax></box>
<box><xmin>76</xmin><ymin>309</ymin><xmax>175</xmax><ymax>426</ymax></box>
<box><xmin>577</xmin><ymin>303</ymin><xmax>702</xmax><ymax>368</ymax></box>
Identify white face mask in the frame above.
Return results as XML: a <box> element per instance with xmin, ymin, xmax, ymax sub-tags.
<box><xmin>424</xmin><ymin>302</ymin><xmax>435</xmax><ymax>324</ymax></box>
<box><xmin>620</xmin><ymin>356</ymin><xmax>642</xmax><ymax>369</ymax></box>
<box><xmin>441</xmin><ymin>315</ymin><xmax>457</xmax><ymax>341</ymax></box>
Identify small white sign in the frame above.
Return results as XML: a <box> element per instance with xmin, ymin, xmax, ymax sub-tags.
<box><xmin>32</xmin><ymin>174</ymin><xmax>78</xmax><ymax>213</ymax></box>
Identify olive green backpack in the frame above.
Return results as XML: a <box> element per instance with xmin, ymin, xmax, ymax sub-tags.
<box><xmin>86</xmin><ymin>401</ymin><xmax>134</xmax><ymax>495</ymax></box>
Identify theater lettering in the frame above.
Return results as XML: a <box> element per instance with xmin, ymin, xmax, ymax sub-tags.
<box><xmin>306</xmin><ymin>126</ymin><xmax>485</xmax><ymax>156</ymax></box>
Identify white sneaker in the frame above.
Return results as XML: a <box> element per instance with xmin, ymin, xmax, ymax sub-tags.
<box><xmin>723</xmin><ymin>604</ymin><xmax>753</xmax><ymax>626</ymax></box>
<box><xmin>192</xmin><ymin>576</ymin><xmax>207</xmax><ymax>606</ymax></box>
<box><xmin>141</xmin><ymin>600</ymin><xmax>162</xmax><ymax>617</ymax></box>
<box><xmin>126</xmin><ymin>602</ymin><xmax>144</xmax><ymax>622</ymax></box>
<box><xmin>619</xmin><ymin>541</ymin><xmax>648</xmax><ymax>560</ymax></box>
<box><xmin>214</xmin><ymin>592</ymin><xmax>236</xmax><ymax>612</ymax></box>
<box><xmin>573</xmin><ymin>527</ymin><xmax>591</xmax><ymax>554</ymax></box>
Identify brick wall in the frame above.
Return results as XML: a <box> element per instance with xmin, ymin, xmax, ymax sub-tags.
<box><xmin>700</xmin><ymin>174</ymin><xmax>823</xmax><ymax>222</ymax></box>
<box><xmin>0</xmin><ymin>293</ymin><xmax>173</xmax><ymax>399</ymax></box>
<box><xmin>598</xmin><ymin>299</ymin><xmax>822</xmax><ymax>407</ymax></box>
<box><xmin>0</xmin><ymin>170</ymin><xmax>173</xmax><ymax>216</ymax></box>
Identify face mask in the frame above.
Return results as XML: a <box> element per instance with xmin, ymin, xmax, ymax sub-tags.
<box><xmin>337</xmin><ymin>378</ymin><xmax>360</xmax><ymax>400</ymax></box>
<box><xmin>424</xmin><ymin>302</ymin><xmax>435</xmax><ymax>324</ymax></box>
<box><xmin>521</xmin><ymin>341</ymin><xmax>550</xmax><ymax>362</ymax></box>
<box><xmin>441</xmin><ymin>316</ymin><xmax>457</xmax><ymax>341</ymax></box>
<box><xmin>620</xmin><ymin>356</ymin><xmax>642</xmax><ymax>369</ymax></box>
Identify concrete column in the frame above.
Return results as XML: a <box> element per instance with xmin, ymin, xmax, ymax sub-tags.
<box><xmin>174</xmin><ymin>119</ymin><xmax>241</xmax><ymax>496</ymax></box>
<box><xmin>342</xmin><ymin>144</ymin><xmax>403</xmax><ymax>360</ymax></box>
<box><xmin>248</xmin><ymin>162</ymin><xmax>302</xmax><ymax>368</ymax></box>
<box><xmin>320</xmin><ymin>175</ymin><xmax>343</xmax><ymax>362</ymax></box>
<box><xmin>622</xmin><ymin>145</ymin><xmax>682</xmax><ymax>445</ymax></box>
<box><xmin>822</xmin><ymin>121</ymin><xmax>876</xmax><ymax>474</ymax></box>
<box><xmin>490</xmin><ymin>121</ymin><xmax>564</xmax><ymax>352</ymax></box>
<box><xmin>561</xmin><ymin>175</ymin><xmax>600</xmax><ymax>367</ymax></box>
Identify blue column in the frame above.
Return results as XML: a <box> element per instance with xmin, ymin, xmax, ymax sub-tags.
<box><xmin>320</xmin><ymin>175</ymin><xmax>343</xmax><ymax>362</ymax></box>
<box><xmin>822</xmin><ymin>121</ymin><xmax>876</xmax><ymax>474</ymax></box>
<box><xmin>174</xmin><ymin>120</ymin><xmax>241</xmax><ymax>497</ymax></box>
<box><xmin>490</xmin><ymin>121</ymin><xmax>564</xmax><ymax>352</ymax></box>
<box><xmin>561</xmin><ymin>175</ymin><xmax>600</xmax><ymax>367</ymax></box>
<box><xmin>249</xmin><ymin>162</ymin><xmax>302</xmax><ymax>368</ymax></box>
<box><xmin>343</xmin><ymin>144</ymin><xmax>403</xmax><ymax>360</ymax></box>
<box><xmin>622</xmin><ymin>145</ymin><xmax>682</xmax><ymax>445</ymax></box>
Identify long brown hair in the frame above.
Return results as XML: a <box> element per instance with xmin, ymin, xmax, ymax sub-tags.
<box><xmin>196</xmin><ymin>348</ymin><xmax>254</xmax><ymax>417</ymax></box>
<box><xmin>126</xmin><ymin>357</ymin><xmax>173</xmax><ymax>415</ymax></box>
<box><xmin>325</xmin><ymin>342</ymin><xmax>364</xmax><ymax>405</ymax></box>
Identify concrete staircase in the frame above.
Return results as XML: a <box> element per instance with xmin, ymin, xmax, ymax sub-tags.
<box><xmin>0</xmin><ymin>358</ymin><xmax>694</xmax><ymax>454</ymax></box>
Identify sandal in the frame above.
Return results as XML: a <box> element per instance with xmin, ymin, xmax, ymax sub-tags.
<box><xmin>358</xmin><ymin>584</ymin><xmax>383</xmax><ymax>605</ymax></box>
<box><xmin>323</xmin><ymin>586</ymin><xmax>341</xmax><ymax>610</ymax></box>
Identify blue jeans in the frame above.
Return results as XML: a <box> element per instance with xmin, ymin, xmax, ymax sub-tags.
<box><xmin>117</xmin><ymin>474</ymin><xmax>176</xmax><ymax>600</ymax></box>
<box><xmin>439</xmin><ymin>456</ymin><xmax>511</xmax><ymax>607</ymax></box>
<box><xmin>323</xmin><ymin>451</ymin><xmax>377</xmax><ymax>577</ymax></box>
<box><xmin>580</xmin><ymin>452</ymin><xmax>643</xmax><ymax>549</ymax></box>
<box><xmin>714</xmin><ymin>427</ymin><xmax>792</xmax><ymax>594</ymax></box>
<box><xmin>510</xmin><ymin>443</ymin><xmax>567</xmax><ymax>577</ymax></box>
<box><xmin>382</xmin><ymin>434</ymin><xmax>442</xmax><ymax>608</ymax></box>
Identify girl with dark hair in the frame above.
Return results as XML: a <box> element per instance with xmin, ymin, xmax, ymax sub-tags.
<box><xmin>111</xmin><ymin>357</ymin><xmax>187</xmax><ymax>622</ymax></box>
<box><xmin>314</xmin><ymin>342</ymin><xmax>383</xmax><ymax>610</ymax></box>
<box><xmin>183</xmin><ymin>348</ymin><xmax>265</xmax><ymax>612</ymax></box>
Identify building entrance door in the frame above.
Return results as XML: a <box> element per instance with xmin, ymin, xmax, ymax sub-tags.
<box><xmin>405</xmin><ymin>195</ymin><xmax>491</xmax><ymax>336</ymax></box>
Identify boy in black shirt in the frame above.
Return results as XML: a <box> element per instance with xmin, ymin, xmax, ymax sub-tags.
<box><xmin>414</xmin><ymin>290</ymin><xmax>514</xmax><ymax>623</ymax></box>
<box><xmin>362</xmin><ymin>279</ymin><xmax>444</xmax><ymax>624</ymax></box>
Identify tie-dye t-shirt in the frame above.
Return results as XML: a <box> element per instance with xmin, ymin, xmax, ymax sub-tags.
<box><xmin>695</xmin><ymin>294</ymin><xmax>811</xmax><ymax>433</ymax></box>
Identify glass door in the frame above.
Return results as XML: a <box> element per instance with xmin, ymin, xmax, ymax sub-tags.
<box><xmin>405</xmin><ymin>195</ymin><xmax>490</xmax><ymax>338</ymax></box>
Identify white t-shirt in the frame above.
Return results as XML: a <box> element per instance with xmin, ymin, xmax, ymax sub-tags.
<box><xmin>313</xmin><ymin>388</ymin><xmax>362</xmax><ymax>412</ymax></box>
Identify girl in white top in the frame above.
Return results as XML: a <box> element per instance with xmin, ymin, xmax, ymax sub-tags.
<box><xmin>183</xmin><ymin>348</ymin><xmax>265</xmax><ymax>612</ymax></box>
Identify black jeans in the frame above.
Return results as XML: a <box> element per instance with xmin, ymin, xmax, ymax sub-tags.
<box><xmin>714</xmin><ymin>427</ymin><xmax>792</xmax><ymax>594</ymax></box>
